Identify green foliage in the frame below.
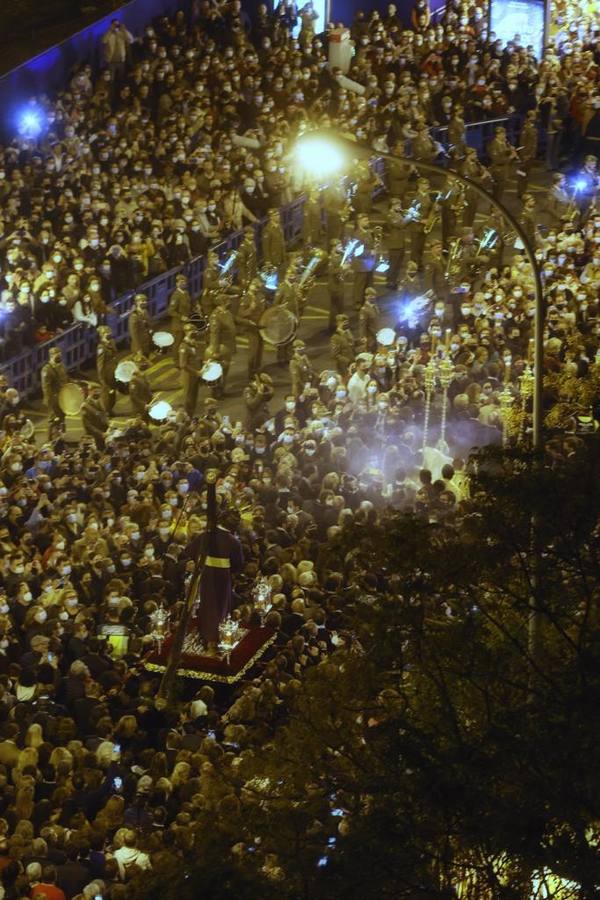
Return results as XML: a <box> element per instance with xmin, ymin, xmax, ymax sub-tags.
<box><xmin>136</xmin><ymin>441</ymin><xmax>600</xmax><ymax>899</ymax></box>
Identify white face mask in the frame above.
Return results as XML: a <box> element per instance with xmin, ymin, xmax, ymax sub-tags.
<box><xmin>36</xmin><ymin>611</ymin><xmax>48</xmax><ymax>623</ymax></box>
<box><xmin>23</xmin><ymin>591</ymin><xmax>33</xmax><ymax>602</ymax></box>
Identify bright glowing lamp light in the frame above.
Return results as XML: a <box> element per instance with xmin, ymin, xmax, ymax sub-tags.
<box><xmin>377</xmin><ymin>327</ymin><xmax>396</xmax><ymax>347</ymax></box>
<box><xmin>18</xmin><ymin>108</ymin><xmax>44</xmax><ymax>139</ymax></box>
<box><xmin>294</xmin><ymin>135</ymin><xmax>346</xmax><ymax>181</ymax></box>
<box><xmin>573</xmin><ymin>177</ymin><xmax>588</xmax><ymax>193</ymax></box>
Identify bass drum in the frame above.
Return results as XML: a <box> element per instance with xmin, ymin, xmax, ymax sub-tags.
<box><xmin>259</xmin><ymin>306</ymin><xmax>297</xmax><ymax>346</ymax></box>
<box><xmin>58</xmin><ymin>383</ymin><xmax>85</xmax><ymax>416</ymax></box>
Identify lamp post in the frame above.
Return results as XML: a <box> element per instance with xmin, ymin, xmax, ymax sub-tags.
<box><xmin>519</xmin><ymin>365</ymin><xmax>535</xmax><ymax>445</ymax></box>
<box><xmin>293</xmin><ymin>130</ymin><xmax>545</xmax><ymax>452</ymax></box>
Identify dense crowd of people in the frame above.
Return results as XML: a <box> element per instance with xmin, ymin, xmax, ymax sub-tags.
<box><xmin>0</xmin><ymin>0</ymin><xmax>599</xmax><ymax>897</ymax></box>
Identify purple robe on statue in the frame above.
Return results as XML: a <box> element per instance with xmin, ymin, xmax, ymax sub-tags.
<box><xmin>189</xmin><ymin>526</ymin><xmax>244</xmax><ymax>645</ymax></box>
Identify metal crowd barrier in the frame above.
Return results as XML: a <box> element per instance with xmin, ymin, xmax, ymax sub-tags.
<box><xmin>0</xmin><ymin>115</ymin><xmax>543</xmax><ymax>400</ymax></box>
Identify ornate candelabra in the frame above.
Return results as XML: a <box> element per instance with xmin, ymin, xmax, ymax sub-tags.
<box><xmin>252</xmin><ymin>576</ymin><xmax>273</xmax><ymax>625</ymax></box>
<box><xmin>519</xmin><ymin>365</ymin><xmax>535</xmax><ymax>444</ymax></box>
<box><xmin>148</xmin><ymin>602</ymin><xmax>170</xmax><ymax>653</ymax></box>
<box><xmin>422</xmin><ymin>357</ymin><xmax>438</xmax><ymax>453</ymax></box>
<box><xmin>436</xmin><ymin>356</ymin><xmax>455</xmax><ymax>454</ymax></box>
<box><xmin>499</xmin><ymin>386</ymin><xmax>515</xmax><ymax>448</ymax></box>
<box><xmin>218</xmin><ymin>616</ymin><xmax>243</xmax><ymax>665</ymax></box>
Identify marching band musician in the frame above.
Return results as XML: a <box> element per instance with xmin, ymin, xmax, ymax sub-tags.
<box><xmin>209</xmin><ymin>294</ymin><xmax>237</xmax><ymax>395</ymax></box>
<box><xmin>262</xmin><ymin>208</ymin><xmax>287</xmax><ymax>278</ymax></box>
<box><xmin>351</xmin><ymin>214</ymin><xmax>377</xmax><ymax>309</ymax></box>
<box><xmin>289</xmin><ymin>339</ymin><xmax>315</xmax><ymax>399</ymax></box>
<box><xmin>129</xmin><ymin>293</ymin><xmax>152</xmax><ymax>362</ymax></box>
<box><xmin>168</xmin><ymin>273</ymin><xmax>193</xmax><ymax>360</ymax></box>
<box><xmin>412</xmin><ymin>122</ymin><xmax>439</xmax><ymax>164</ymax></box>
<box><xmin>237</xmin><ymin>278</ymin><xmax>266</xmax><ymax>381</ymax></box>
<box><xmin>458</xmin><ymin>146</ymin><xmax>493</xmax><ymax>227</ymax></box>
<box><xmin>201</xmin><ymin>251</ymin><xmax>221</xmax><ymax>315</ymax></box>
<box><xmin>358</xmin><ymin>287</ymin><xmax>380</xmax><ymax>353</ymax></box>
<box><xmin>486</xmin><ymin>126</ymin><xmax>517</xmax><ymax>203</ymax></box>
<box><xmin>330</xmin><ymin>314</ymin><xmax>355</xmax><ymax>375</ymax></box>
<box><xmin>322</xmin><ymin>179</ymin><xmax>348</xmax><ymax>244</ymax></box>
<box><xmin>409</xmin><ymin>177</ymin><xmax>434</xmax><ymax>271</ymax></box>
<box><xmin>440</xmin><ymin>186</ymin><xmax>467</xmax><ymax>251</ymax></box>
<box><xmin>273</xmin><ymin>272</ymin><xmax>301</xmax><ymax>365</ymax></box>
<box><xmin>353</xmin><ymin>160</ymin><xmax>380</xmax><ymax>216</ymax></box>
<box><xmin>179</xmin><ymin>322</ymin><xmax>204</xmax><ymax>417</ymax></box>
<box><xmin>327</xmin><ymin>241</ymin><xmax>347</xmax><ymax>332</ymax></box>
<box><xmin>385</xmin><ymin>198</ymin><xmax>408</xmax><ymax>290</ymax></box>
<box><xmin>129</xmin><ymin>367</ymin><xmax>153</xmax><ymax>420</ymax></box>
<box><xmin>517</xmin><ymin>111</ymin><xmax>539</xmax><ymax>199</ymax></box>
<box><xmin>518</xmin><ymin>193</ymin><xmax>542</xmax><ymax>249</ymax></box>
<box><xmin>302</xmin><ymin>189</ymin><xmax>324</xmax><ymax>246</ymax></box>
<box><xmin>236</xmin><ymin>227</ymin><xmax>258</xmax><ymax>284</ymax></box>
<box><xmin>96</xmin><ymin>326</ymin><xmax>118</xmax><ymax>415</ymax></box>
<box><xmin>447</xmin><ymin>109</ymin><xmax>467</xmax><ymax>161</ymax></box>
<box><xmin>80</xmin><ymin>385</ymin><xmax>109</xmax><ymax>450</ymax></box>
<box><xmin>41</xmin><ymin>347</ymin><xmax>68</xmax><ymax>439</ymax></box>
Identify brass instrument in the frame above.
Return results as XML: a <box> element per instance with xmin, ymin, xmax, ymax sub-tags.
<box><xmin>444</xmin><ymin>239</ymin><xmax>463</xmax><ymax>281</ymax></box>
<box><xmin>298</xmin><ymin>248</ymin><xmax>327</xmax><ymax>287</ymax></box>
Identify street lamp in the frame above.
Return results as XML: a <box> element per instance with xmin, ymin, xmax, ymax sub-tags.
<box><xmin>293</xmin><ymin>129</ymin><xmax>545</xmax><ymax>452</ymax></box>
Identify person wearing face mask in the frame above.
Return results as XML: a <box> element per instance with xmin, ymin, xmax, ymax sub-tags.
<box><xmin>41</xmin><ymin>348</ymin><xmax>68</xmax><ymax>439</ymax></box>
<box><xmin>129</xmin><ymin>293</ymin><xmax>152</xmax><ymax>362</ymax></box>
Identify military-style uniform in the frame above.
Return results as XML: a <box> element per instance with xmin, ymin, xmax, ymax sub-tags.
<box><xmin>448</xmin><ymin>114</ymin><xmax>467</xmax><ymax>161</ymax></box>
<box><xmin>96</xmin><ymin>333</ymin><xmax>117</xmax><ymax>414</ymax></box>
<box><xmin>412</xmin><ymin>129</ymin><xmax>438</xmax><ymax>163</ymax></box>
<box><xmin>517</xmin><ymin>117</ymin><xmax>538</xmax><ymax>198</ymax></box>
<box><xmin>129</xmin><ymin>369</ymin><xmax>152</xmax><ymax>419</ymax></box>
<box><xmin>168</xmin><ymin>283</ymin><xmax>193</xmax><ymax>358</ymax></box>
<box><xmin>302</xmin><ymin>194</ymin><xmax>324</xmax><ymax>246</ymax></box>
<box><xmin>81</xmin><ymin>395</ymin><xmax>109</xmax><ymax>448</ymax></box>
<box><xmin>273</xmin><ymin>280</ymin><xmax>300</xmax><ymax>365</ymax></box>
<box><xmin>262</xmin><ymin>215</ymin><xmax>286</xmax><ymax>276</ymax></box>
<box><xmin>323</xmin><ymin>182</ymin><xmax>347</xmax><ymax>243</ymax></box>
<box><xmin>487</xmin><ymin>132</ymin><xmax>515</xmax><ymax>202</ymax></box>
<box><xmin>440</xmin><ymin>188</ymin><xmax>467</xmax><ymax>251</ymax></box>
<box><xmin>354</xmin><ymin>168</ymin><xmax>379</xmax><ymax>215</ymax></box>
<box><xmin>243</xmin><ymin>379</ymin><xmax>273</xmax><ymax>430</ymax></box>
<box><xmin>387</xmin><ymin>159</ymin><xmax>411</xmax><ymax>203</ymax></box>
<box><xmin>330</xmin><ymin>323</ymin><xmax>355</xmax><ymax>375</ymax></box>
<box><xmin>518</xmin><ymin>199</ymin><xmax>541</xmax><ymax>249</ymax></box>
<box><xmin>129</xmin><ymin>303</ymin><xmax>152</xmax><ymax>359</ymax></box>
<box><xmin>237</xmin><ymin>289</ymin><xmax>266</xmax><ymax>380</ymax></box>
<box><xmin>351</xmin><ymin>222</ymin><xmax>376</xmax><ymax>309</ymax></box>
<box><xmin>179</xmin><ymin>335</ymin><xmax>202</xmax><ymax>416</ymax></box>
<box><xmin>327</xmin><ymin>252</ymin><xmax>346</xmax><ymax>332</ymax></box>
<box><xmin>236</xmin><ymin>233</ymin><xmax>258</xmax><ymax>285</ymax></box>
<box><xmin>409</xmin><ymin>186</ymin><xmax>434</xmax><ymax>269</ymax></box>
<box><xmin>358</xmin><ymin>295</ymin><xmax>380</xmax><ymax>353</ymax></box>
<box><xmin>289</xmin><ymin>347</ymin><xmax>314</xmax><ymax>398</ymax></box>
<box><xmin>41</xmin><ymin>354</ymin><xmax>68</xmax><ymax>437</ymax></box>
<box><xmin>201</xmin><ymin>257</ymin><xmax>221</xmax><ymax>315</ymax></box>
<box><xmin>459</xmin><ymin>151</ymin><xmax>491</xmax><ymax>226</ymax></box>
<box><xmin>385</xmin><ymin>205</ymin><xmax>407</xmax><ymax>289</ymax></box>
